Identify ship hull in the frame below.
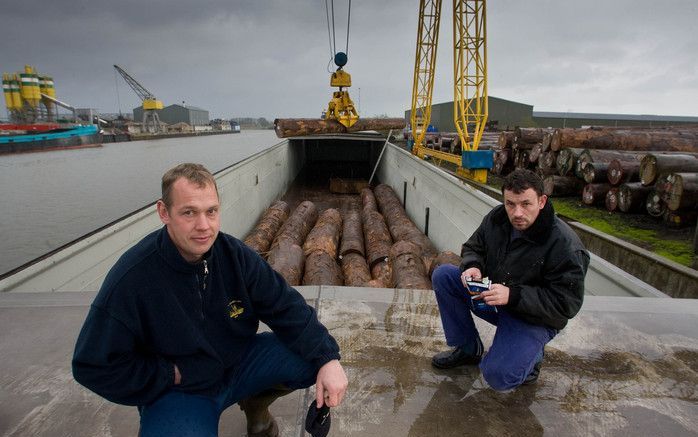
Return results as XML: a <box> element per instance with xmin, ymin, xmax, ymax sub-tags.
<box><xmin>0</xmin><ymin>125</ymin><xmax>102</xmax><ymax>155</ymax></box>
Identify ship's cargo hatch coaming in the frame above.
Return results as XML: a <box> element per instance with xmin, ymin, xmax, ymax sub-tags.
<box><xmin>284</xmin><ymin>136</ymin><xmax>386</xmax><ymax>211</ymax></box>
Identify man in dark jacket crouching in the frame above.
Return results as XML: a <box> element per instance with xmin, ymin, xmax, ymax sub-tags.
<box><xmin>73</xmin><ymin>163</ymin><xmax>347</xmax><ymax>436</ymax></box>
<box><xmin>431</xmin><ymin>169</ymin><xmax>589</xmax><ymax>390</ymax></box>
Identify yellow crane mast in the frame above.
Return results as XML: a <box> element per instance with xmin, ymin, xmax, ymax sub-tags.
<box><xmin>410</xmin><ymin>0</ymin><xmax>492</xmax><ymax>183</ymax></box>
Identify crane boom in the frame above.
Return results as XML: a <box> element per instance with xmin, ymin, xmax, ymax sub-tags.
<box><xmin>113</xmin><ymin>65</ymin><xmax>156</xmax><ymax>102</ymax></box>
<box><xmin>113</xmin><ymin>64</ymin><xmax>163</xmax><ymax>133</ymax></box>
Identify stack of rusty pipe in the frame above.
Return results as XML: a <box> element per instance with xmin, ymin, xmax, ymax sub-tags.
<box><xmin>266</xmin><ymin>201</ymin><xmax>318</xmax><ymax>286</ymax></box>
<box><xmin>339</xmin><ymin>209</ymin><xmax>372</xmax><ymax>287</ymax></box>
<box><xmin>302</xmin><ymin>208</ymin><xmax>344</xmax><ymax>285</ymax></box>
<box><xmin>243</xmin><ymin>200</ymin><xmax>291</xmax><ymax>255</ymax></box>
<box><xmin>360</xmin><ymin>188</ymin><xmax>393</xmax><ymax>287</ymax></box>
<box><xmin>244</xmin><ymin>186</ymin><xmax>463</xmax><ymax>289</ymax></box>
<box><xmin>373</xmin><ymin>184</ymin><xmax>438</xmax><ymax>269</ymax></box>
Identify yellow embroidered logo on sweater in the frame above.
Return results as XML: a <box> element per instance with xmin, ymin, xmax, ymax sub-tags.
<box><xmin>228</xmin><ymin>300</ymin><xmax>244</xmax><ymax>318</ymax></box>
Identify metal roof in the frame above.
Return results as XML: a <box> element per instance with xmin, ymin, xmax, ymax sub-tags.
<box><xmin>533</xmin><ymin>111</ymin><xmax>698</xmax><ymax>123</ymax></box>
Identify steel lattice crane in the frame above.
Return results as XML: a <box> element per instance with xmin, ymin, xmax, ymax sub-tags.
<box><xmin>410</xmin><ymin>0</ymin><xmax>491</xmax><ymax>183</ymax></box>
<box><xmin>114</xmin><ymin>65</ymin><xmax>164</xmax><ymax>133</ymax></box>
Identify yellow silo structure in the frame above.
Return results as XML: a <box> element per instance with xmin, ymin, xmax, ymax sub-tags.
<box><xmin>2</xmin><ymin>73</ymin><xmax>13</xmax><ymax>112</ymax></box>
<box><xmin>39</xmin><ymin>75</ymin><xmax>56</xmax><ymax>120</ymax></box>
<box><xmin>19</xmin><ymin>65</ymin><xmax>40</xmax><ymax>109</ymax></box>
<box><xmin>10</xmin><ymin>75</ymin><xmax>22</xmax><ymax>110</ymax></box>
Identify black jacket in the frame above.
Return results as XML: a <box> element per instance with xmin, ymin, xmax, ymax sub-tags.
<box><xmin>72</xmin><ymin>227</ymin><xmax>340</xmax><ymax>406</ymax></box>
<box><xmin>460</xmin><ymin>202</ymin><xmax>589</xmax><ymax>330</ymax></box>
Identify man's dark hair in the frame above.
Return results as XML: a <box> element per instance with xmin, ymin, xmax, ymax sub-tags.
<box><xmin>501</xmin><ymin>169</ymin><xmax>544</xmax><ymax>196</ymax></box>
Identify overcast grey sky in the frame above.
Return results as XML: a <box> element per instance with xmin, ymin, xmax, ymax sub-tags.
<box><xmin>2</xmin><ymin>0</ymin><xmax>697</xmax><ymax>120</ymax></box>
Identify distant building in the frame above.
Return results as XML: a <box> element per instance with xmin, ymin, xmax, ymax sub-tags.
<box><xmin>133</xmin><ymin>103</ymin><xmax>209</xmax><ymax>126</ymax></box>
<box><xmin>405</xmin><ymin>96</ymin><xmax>533</xmax><ymax>131</ymax></box>
<box><xmin>405</xmin><ymin>97</ymin><xmax>698</xmax><ymax>131</ymax></box>
<box><xmin>532</xmin><ymin>111</ymin><xmax>698</xmax><ymax>128</ymax></box>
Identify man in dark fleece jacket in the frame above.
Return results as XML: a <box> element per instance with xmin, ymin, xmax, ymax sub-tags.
<box><xmin>73</xmin><ymin>163</ymin><xmax>348</xmax><ymax>437</ymax></box>
<box><xmin>430</xmin><ymin>169</ymin><xmax>589</xmax><ymax>391</ymax></box>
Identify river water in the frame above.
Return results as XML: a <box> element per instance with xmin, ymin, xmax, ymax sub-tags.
<box><xmin>0</xmin><ymin>130</ymin><xmax>280</xmax><ymax>275</ymax></box>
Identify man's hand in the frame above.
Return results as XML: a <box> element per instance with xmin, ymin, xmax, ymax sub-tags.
<box><xmin>174</xmin><ymin>364</ymin><xmax>182</xmax><ymax>385</ymax></box>
<box><xmin>315</xmin><ymin>359</ymin><xmax>348</xmax><ymax>408</ymax></box>
<box><xmin>461</xmin><ymin>267</ymin><xmax>482</xmax><ymax>286</ymax></box>
<box><xmin>482</xmin><ymin>283</ymin><xmax>510</xmax><ymax>306</ymax></box>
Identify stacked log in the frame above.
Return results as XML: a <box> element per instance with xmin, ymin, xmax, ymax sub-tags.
<box><xmin>556</xmin><ymin>148</ymin><xmax>582</xmax><ymax>176</ymax></box>
<box><xmin>249</xmin><ymin>186</ymin><xmax>465</xmax><ymax>288</ymax></box>
<box><xmin>618</xmin><ymin>183</ymin><xmax>652</xmax><ymax>213</ymax></box>
<box><xmin>339</xmin><ymin>209</ymin><xmax>365</xmax><ymax>258</ymax></box>
<box><xmin>582</xmin><ymin>183</ymin><xmax>612</xmax><ymax>206</ymax></box>
<box><xmin>360</xmin><ymin>188</ymin><xmax>393</xmax><ymax>287</ymax></box>
<box><xmin>581</xmin><ymin>162</ymin><xmax>609</xmax><ymax>184</ymax></box>
<box><xmin>640</xmin><ymin>153</ymin><xmax>698</xmax><ymax>186</ymax></box>
<box><xmin>303</xmin><ymin>251</ymin><xmax>343</xmax><ymax>285</ymax></box>
<box><xmin>341</xmin><ymin>253</ymin><xmax>372</xmax><ymax>286</ymax></box>
<box><xmin>374</xmin><ymin>184</ymin><xmax>438</xmax><ymax>269</ymax></box>
<box><xmin>550</xmin><ymin>127</ymin><xmax>698</xmax><ymax>152</ymax></box>
<box><xmin>303</xmin><ymin>208</ymin><xmax>342</xmax><ymax>259</ymax></box>
<box><xmin>302</xmin><ymin>208</ymin><xmax>343</xmax><ymax>287</ymax></box>
<box><xmin>605</xmin><ymin>187</ymin><xmax>620</xmax><ymax>212</ymax></box>
<box><xmin>493</xmin><ymin>131</ymin><xmax>515</xmax><ymax>176</ymax></box>
<box><xmin>428</xmin><ymin>251</ymin><xmax>462</xmax><ymax>277</ymax></box>
<box><xmin>646</xmin><ymin>189</ymin><xmax>667</xmax><ymax>217</ymax></box>
<box><xmin>273</xmin><ymin>117</ymin><xmax>406</xmax><ymax>138</ymax></box>
<box><xmin>267</xmin><ymin>243</ymin><xmax>305</xmax><ymax>286</ymax></box>
<box><xmin>267</xmin><ymin>201</ymin><xmax>318</xmax><ymax>285</ymax></box>
<box><xmin>543</xmin><ymin>175</ymin><xmax>585</xmax><ymax>197</ymax></box>
<box><xmin>389</xmin><ymin>241</ymin><xmax>432</xmax><ymax>290</ymax></box>
<box><xmin>338</xmin><ymin>208</ymin><xmax>371</xmax><ymax>287</ymax></box>
<box><xmin>514</xmin><ymin>127</ymin><xmax>554</xmax><ymax>146</ymax></box>
<box><xmin>243</xmin><ymin>200</ymin><xmax>290</xmax><ymax>255</ymax></box>
<box><xmin>660</xmin><ymin>173</ymin><xmax>698</xmax><ymax>211</ymax></box>
<box><xmin>272</xmin><ymin>201</ymin><xmax>318</xmax><ymax>248</ymax></box>
<box><xmin>496</xmin><ymin>126</ymin><xmax>698</xmax><ymax>228</ymax></box>
<box><xmin>607</xmin><ymin>158</ymin><xmax>641</xmax><ymax>185</ymax></box>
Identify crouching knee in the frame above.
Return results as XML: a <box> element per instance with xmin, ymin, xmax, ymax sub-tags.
<box><xmin>480</xmin><ymin>362</ymin><xmax>525</xmax><ymax>392</ymax></box>
<box><xmin>432</xmin><ymin>264</ymin><xmax>460</xmax><ymax>291</ymax></box>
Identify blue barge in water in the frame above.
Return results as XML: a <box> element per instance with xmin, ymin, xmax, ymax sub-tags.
<box><xmin>0</xmin><ymin>124</ymin><xmax>101</xmax><ymax>155</ymax></box>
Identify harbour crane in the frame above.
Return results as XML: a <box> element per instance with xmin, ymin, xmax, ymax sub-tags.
<box><xmin>410</xmin><ymin>0</ymin><xmax>492</xmax><ymax>183</ymax></box>
<box><xmin>113</xmin><ymin>65</ymin><xmax>164</xmax><ymax>133</ymax></box>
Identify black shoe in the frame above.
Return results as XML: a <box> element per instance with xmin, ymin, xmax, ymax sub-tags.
<box><xmin>523</xmin><ymin>354</ymin><xmax>544</xmax><ymax>385</ymax></box>
<box><xmin>431</xmin><ymin>339</ymin><xmax>483</xmax><ymax>369</ymax></box>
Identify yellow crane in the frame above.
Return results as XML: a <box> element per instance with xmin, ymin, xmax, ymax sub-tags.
<box><xmin>410</xmin><ymin>0</ymin><xmax>491</xmax><ymax>183</ymax></box>
<box><xmin>113</xmin><ymin>65</ymin><xmax>164</xmax><ymax>133</ymax></box>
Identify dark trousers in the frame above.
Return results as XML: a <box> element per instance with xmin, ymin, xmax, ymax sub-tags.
<box><xmin>139</xmin><ymin>332</ymin><xmax>317</xmax><ymax>437</ymax></box>
<box><xmin>432</xmin><ymin>264</ymin><xmax>557</xmax><ymax>391</ymax></box>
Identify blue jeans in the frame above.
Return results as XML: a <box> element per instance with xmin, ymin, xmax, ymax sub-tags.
<box><xmin>432</xmin><ymin>264</ymin><xmax>557</xmax><ymax>391</ymax></box>
<box><xmin>139</xmin><ymin>332</ymin><xmax>317</xmax><ymax>437</ymax></box>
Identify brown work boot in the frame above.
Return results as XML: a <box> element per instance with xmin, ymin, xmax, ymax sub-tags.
<box><xmin>238</xmin><ymin>387</ymin><xmax>293</xmax><ymax>437</ymax></box>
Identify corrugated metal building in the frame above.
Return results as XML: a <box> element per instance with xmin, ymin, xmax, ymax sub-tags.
<box><xmin>133</xmin><ymin>104</ymin><xmax>209</xmax><ymax>126</ymax></box>
<box><xmin>405</xmin><ymin>97</ymin><xmax>697</xmax><ymax>131</ymax></box>
<box><xmin>532</xmin><ymin>111</ymin><xmax>698</xmax><ymax>128</ymax></box>
<box><xmin>404</xmin><ymin>96</ymin><xmax>533</xmax><ymax>131</ymax></box>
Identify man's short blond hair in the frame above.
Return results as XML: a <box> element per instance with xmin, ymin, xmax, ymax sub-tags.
<box><xmin>161</xmin><ymin>163</ymin><xmax>218</xmax><ymax>208</ymax></box>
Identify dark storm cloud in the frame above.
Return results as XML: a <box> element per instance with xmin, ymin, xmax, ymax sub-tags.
<box><xmin>1</xmin><ymin>0</ymin><xmax>696</xmax><ymax>119</ymax></box>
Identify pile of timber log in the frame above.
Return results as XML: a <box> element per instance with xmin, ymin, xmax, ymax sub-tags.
<box><xmin>492</xmin><ymin>128</ymin><xmax>555</xmax><ymax>176</ymax></box>
<box><xmin>244</xmin><ymin>185</ymin><xmax>461</xmax><ymax>289</ymax></box>
<box><xmin>491</xmin><ymin>126</ymin><xmax>698</xmax><ymax>227</ymax></box>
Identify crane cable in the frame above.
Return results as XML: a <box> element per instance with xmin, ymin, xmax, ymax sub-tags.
<box><xmin>324</xmin><ymin>0</ymin><xmax>352</xmax><ymax>72</ymax></box>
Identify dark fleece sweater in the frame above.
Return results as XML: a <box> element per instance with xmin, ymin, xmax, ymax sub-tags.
<box><xmin>72</xmin><ymin>226</ymin><xmax>340</xmax><ymax>406</ymax></box>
